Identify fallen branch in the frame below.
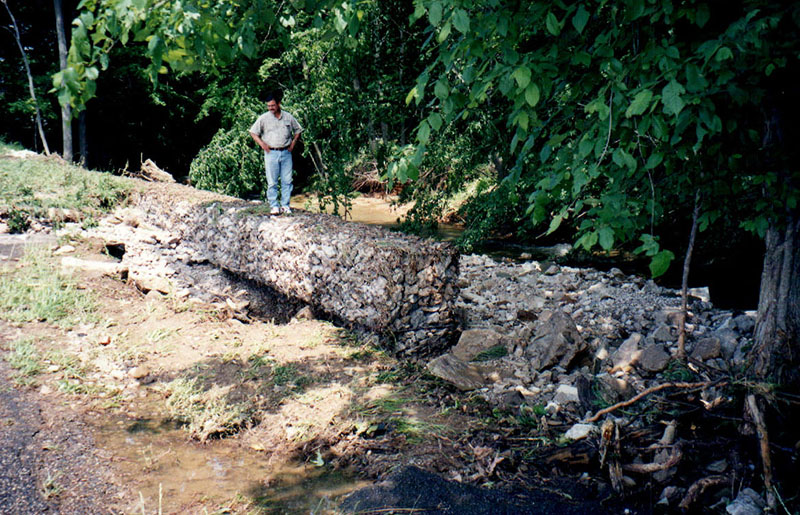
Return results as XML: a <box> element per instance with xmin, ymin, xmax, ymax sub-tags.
<box><xmin>622</xmin><ymin>445</ymin><xmax>683</xmax><ymax>474</ymax></box>
<box><xmin>746</xmin><ymin>394</ymin><xmax>777</xmax><ymax>511</ymax></box>
<box><xmin>584</xmin><ymin>381</ymin><xmax>720</xmax><ymax>423</ymax></box>
<box><xmin>678</xmin><ymin>475</ymin><xmax>727</xmax><ymax>510</ymax></box>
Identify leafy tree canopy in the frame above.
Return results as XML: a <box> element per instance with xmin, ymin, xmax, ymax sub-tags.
<box><xmin>393</xmin><ymin>0</ymin><xmax>800</xmax><ymax>275</ymax></box>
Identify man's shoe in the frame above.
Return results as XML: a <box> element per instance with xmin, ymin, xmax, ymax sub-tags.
<box><xmin>270</xmin><ymin>207</ymin><xmax>280</xmax><ymax>215</ymax></box>
<box><xmin>281</xmin><ymin>206</ymin><xmax>292</xmax><ymax>214</ymax></box>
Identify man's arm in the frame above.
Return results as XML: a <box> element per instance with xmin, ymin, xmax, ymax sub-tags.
<box><xmin>288</xmin><ymin>131</ymin><xmax>301</xmax><ymax>152</ymax></box>
<box><xmin>249</xmin><ymin>131</ymin><xmax>270</xmax><ymax>152</ymax></box>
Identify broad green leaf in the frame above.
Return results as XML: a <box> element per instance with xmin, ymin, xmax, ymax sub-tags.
<box><xmin>645</xmin><ymin>153</ymin><xmax>663</xmax><ymax>169</ymax></box>
<box><xmin>524</xmin><ymin>83</ymin><xmax>540</xmax><ymax>107</ymax></box>
<box><xmin>512</xmin><ymin>66</ymin><xmax>531</xmax><ymax>89</ymax></box>
<box><xmin>598</xmin><ymin>227</ymin><xmax>614</xmax><ymax>250</ymax></box>
<box><xmin>625</xmin><ymin>89</ymin><xmax>653</xmax><ymax>118</ymax></box>
<box><xmin>685</xmin><ymin>64</ymin><xmax>708</xmax><ymax>92</ymax></box>
<box><xmin>453</xmin><ymin>8</ymin><xmax>470</xmax><ymax>33</ymax></box>
<box><xmin>649</xmin><ymin>250</ymin><xmax>675</xmax><ymax>278</ymax></box>
<box><xmin>434</xmin><ymin>80</ymin><xmax>449</xmax><ymax>99</ymax></box>
<box><xmin>696</xmin><ymin>3</ymin><xmax>710</xmax><ymax>27</ymax></box>
<box><xmin>715</xmin><ymin>46</ymin><xmax>733</xmax><ymax>61</ymax></box>
<box><xmin>572</xmin><ymin>6</ymin><xmax>589</xmax><ymax>34</ymax></box>
<box><xmin>429</xmin><ymin>2</ymin><xmax>443</xmax><ymax>26</ymax></box>
<box><xmin>405</xmin><ymin>86</ymin><xmax>418</xmax><ymax>105</ymax></box>
<box><xmin>516</xmin><ymin>111</ymin><xmax>529</xmax><ymax>131</ymax></box>
<box><xmin>547</xmin><ymin>213</ymin><xmax>564</xmax><ymax>235</ymax></box>
<box><xmin>438</xmin><ymin>21</ymin><xmax>452</xmax><ymax>42</ymax></box>
<box><xmin>545</xmin><ymin>12</ymin><xmax>561</xmax><ymax>36</ymax></box>
<box><xmin>662</xmin><ymin>80</ymin><xmax>686</xmax><ymax>116</ymax></box>
<box><xmin>417</xmin><ymin>121</ymin><xmax>431</xmax><ymax>144</ymax></box>
<box><xmin>575</xmin><ymin>230</ymin><xmax>599</xmax><ymax>251</ymax></box>
<box><xmin>428</xmin><ymin>112</ymin><xmax>443</xmax><ymax>131</ymax></box>
<box><xmin>578</xmin><ymin>137</ymin><xmax>594</xmax><ymax>158</ymax></box>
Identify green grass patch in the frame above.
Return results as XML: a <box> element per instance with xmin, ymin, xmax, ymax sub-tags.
<box><xmin>6</xmin><ymin>338</ymin><xmax>44</xmax><ymax>385</ymax></box>
<box><xmin>471</xmin><ymin>345</ymin><xmax>508</xmax><ymax>362</ymax></box>
<box><xmin>0</xmin><ymin>249</ymin><xmax>98</xmax><ymax>326</ymax></box>
<box><xmin>0</xmin><ymin>144</ymin><xmax>133</xmax><ymax>223</ymax></box>
<box><xmin>165</xmin><ymin>377</ymin><xmax>252</xmax><ymax>441</ymax></box>
<box><xmin>272</xmin><ymin>363</ymin><xmax>312</xmax><ymax>391</ymax></box>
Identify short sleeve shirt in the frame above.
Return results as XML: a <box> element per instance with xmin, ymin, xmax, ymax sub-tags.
<box><xmin>249</xmin><ymin>110</ymin><xmax>303</xmax><ymax>148</ymax></box>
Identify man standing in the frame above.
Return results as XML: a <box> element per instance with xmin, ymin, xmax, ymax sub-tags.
<box><xmin>249</xmin><ymin>94</ymin><xmax>303</xmax><ymax>214</ymax></box>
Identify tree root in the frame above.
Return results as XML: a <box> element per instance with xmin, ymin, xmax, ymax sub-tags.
<box><xmin>678</xmin><ymin>475</ymin><xmax>727</xmax><ymax>510</ymax></box>
<box><xmin>584</xmin><ymin>381</ymin><xmax>721</xmax><ymax>423</ymax></box>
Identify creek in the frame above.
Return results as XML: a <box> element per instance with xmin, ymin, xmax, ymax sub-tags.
<box><xmin>90</xmin><ymin>402</ymin><xmax>368</xmax><ymax>512</ymax></box>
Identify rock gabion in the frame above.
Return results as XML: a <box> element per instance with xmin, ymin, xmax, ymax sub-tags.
<box><xmin>132</xmin><ymin>184</ymin><xmax>459</xmax><ymax>357</ymax></box>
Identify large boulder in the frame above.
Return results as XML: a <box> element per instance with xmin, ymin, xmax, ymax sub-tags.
<box><xmin>526</xmin><ymin>310</ymin><xmax>587</xmax><ymax>371</ymax></box>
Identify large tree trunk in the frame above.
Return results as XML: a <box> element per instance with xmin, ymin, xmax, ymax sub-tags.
<box><xmin>751</xmin><ymin>215</ymin><xmax>800</xmax><ymax>385</ymax></box>
<box><xmin>54</xmin><ymin>0</ymin><xmax>73</xmax><ymax>161</ymax></box>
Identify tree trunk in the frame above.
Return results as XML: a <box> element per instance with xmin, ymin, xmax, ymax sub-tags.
<box><xmin>751</xmin><ymin>215</ymin><xmax>800</xmax><ymax>385</ymax></box>
<box><xmin>78</xmin><ymin>110</ymin><xmax>88</xmax><ymax>165</ymax></box>
<box><xmin>3</xmin><ymin>0</ymin><xmax>50</xmax><ymax>155</ymax></box>
<box><xmin>54</xmin><ymin>0</ymin><xmax>73</xmax><ymax>161</ymax></box>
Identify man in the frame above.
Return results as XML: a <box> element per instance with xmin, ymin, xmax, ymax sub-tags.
<box><xmin>249</xmin><ymin>94</ymin><xmax>303</xmax><ymax>214</ymax></box>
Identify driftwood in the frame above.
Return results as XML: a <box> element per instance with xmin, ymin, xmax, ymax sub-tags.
<box><xmin>136</xmin><ymin>159</ymin><xmax>175</xmax><ymax>183</ymax></box>
<box><xmin>678</xmin><ymin>475</ymin><xmax>727</xmax><ymax>510</ymax></box>
<box><xmin>584</xmin><ymin>381</ymin><xmax>719</xmax><ymax>423</ymax></box>
<box><xmin>746</xmin><ymin>394</ymin><xmax>777</xmax><ymax>510</ymax></box>
<box><xmin>622</xmin><ymin>444</ymin><xmax>683</xmax><ymax>474</ymax></box>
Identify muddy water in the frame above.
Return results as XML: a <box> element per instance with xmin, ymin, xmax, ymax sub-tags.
<box><xmin>93</xmin><ymin>411</ymin><xmax>367</xmax><ymax>513</ymax></box>
<box><xmin>291</xmin><ymin>193</ymin><xmax>463</xmax><ymax>240</ymax></box>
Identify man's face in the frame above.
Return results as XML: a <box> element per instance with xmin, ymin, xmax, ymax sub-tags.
<box><xmin>267</xmin><ymin>100</ymin><xmax>280</xmax><ymax>114</ymax></box>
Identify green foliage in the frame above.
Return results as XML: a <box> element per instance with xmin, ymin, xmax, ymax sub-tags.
<box><xmin>7</xmin><ymin>206</ymin><xmax>31</xmax><ymax>233</ymax></box>
<box><xmin>189</xmin><ymin>98</ymin><xmax>265</xmax><ymax>198</ymax></box>
<box><xmin>392</xmin><ymin>0</ymin><xmax>800</xmax><ymax>275</ymax></box>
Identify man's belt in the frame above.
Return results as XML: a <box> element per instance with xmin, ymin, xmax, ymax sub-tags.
<box><xmin>271</xmin><ymin>145</ymin><xmax>290</xmax><ymax>151</ymax></box>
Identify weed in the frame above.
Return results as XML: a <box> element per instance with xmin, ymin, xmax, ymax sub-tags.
<box><xmin>164</xmin><ymin>377</ymin><xmax>251</xmax><ymax>441</ymax></box>
<box><xmin>41</xmin><ymin>470</ymin><xmax>64</xmax><ymax>499</ymax></box>
<box><xmin>663</xmin><ymin>359</ymin><xmax>697</xmax><ymax>382</ymax></box>
<box><xmin>391</xmin><ymin>417</ymin><xmax>447</xmax><ymax>444</ymax></box>
<box><xmin>0</xmin><ymin>249</ymin><xmax>97</xmax><ymax>326</ymax></box>
<box><xmin>6</xmin><ymin>338</ymin><xmax>43</xmax><ymax>381</ymax></box>
<box><xmin>7</xmin><ymin>206</ymin><xmax>31</xmax><ymax>233</ymax></box>
<box><xmin>471</xmin><ymin>345</ymin><xmax>508</xmax><ymax>362</ymax></box>
<box><xmin>147</xmin><ymin>327</ymin><xmax>178</xmax><ymax>344</ymax></box>
<box><xmin>272</xmin><ymin>364</ymin><xmax>312</xmax><ymax>391</ymax></box>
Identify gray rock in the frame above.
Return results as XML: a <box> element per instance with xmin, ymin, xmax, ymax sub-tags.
<box><xmin>427</xmin><ymin>354</ymin><xmax>487</xmax><ymax>391</ymax></box>
<box><xmin>526</xmin><ymin>310</ymin><xmax>587</xmax><ymax>371</ymax></box>
<box><xmin>451</xmin><ymin>329</ymin><xmax>505</xmax><ymax>361</ymax></box>
<box><xmin>292</xmin><ymin>306</ymin><xmax>315</xmax><ymax>321</ymax></box>
<box><xmin>651</xmin><ymin>324</ymin><xmax>675</xmax><ymax>342</ymax></box>
<box><xmin>726</xmin><ymin>488</ymin><xmax>766</xmax><ymax>515</ymax></box>
<box><xmin>688</xmin><ymin>286</ymin><xmax>711</xmax><ymax>303</ymax></box>
<box><xmin>553</xmin><ymin>384</ymin><xmax>580</xmax><ymax>404</ymax></box>
<box><xmin>564</xmin><ymin>423</ymin><xmax>597</xmax><ymax>441</ymax></box>
<box><xmin>692</xmin><ymin>337</ymin><xmax>722</xmax><ymax>361</ymax></box>
<box><xmin>715</xmin><ymin>328</ymin><xmax>740</xmax><ymax>359</ymax></box>
<box><xmin>734</xmin><ymin>313</ymin><xmax>756</xmax><ymax>333</ymax></box>
<box><xmin>611</xmin><ymin>333</ymin><xmax>642</xmax><ymax>370</ymax></box>
<box><xmin>639</xmin><ymin>345</ymin><xmax>671</xmax><ymax>372</ymax></box>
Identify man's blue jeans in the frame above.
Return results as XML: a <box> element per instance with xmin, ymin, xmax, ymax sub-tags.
<box><xmin>264</xmin><ymin>149</ymin><xmax>293</xmax><ymax>208</ymax></box>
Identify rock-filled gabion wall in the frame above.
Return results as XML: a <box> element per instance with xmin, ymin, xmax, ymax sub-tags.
<box><xmin>133</xmin><ymin>184</ymin><xmax>459</xmax><ymax>357</ymax></box>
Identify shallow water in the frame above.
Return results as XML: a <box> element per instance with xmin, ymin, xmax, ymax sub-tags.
<box><xmin>92</xmin><ymin>409</ymin><xmax>367</xmax><ymax>513</ymax></box>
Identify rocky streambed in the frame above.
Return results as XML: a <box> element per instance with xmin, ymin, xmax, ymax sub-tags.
<box><xmin>67</xmin><ymin>205</ymin><xmax>769</xmax><ymax>512</ymax></box>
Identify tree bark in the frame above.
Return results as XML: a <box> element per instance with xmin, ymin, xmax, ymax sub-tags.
<box><xmin>54</xmin><ymin>0</ymin><xmax>73</xmax><ymax>161</ymax></box>
<box><xmin>78</xmin><ymin>110</ymin><xmax>87</xmax><ymax>165</ymax></box>
<box><xmin>752</xmin><ymin>214</ymin><xmax>800</xmax><ymax>385</ymax></box>
<box><xmin>677</xmin><ymin>190</ymin><xmax>701</xmax><ymax>359</ymax></box>
<box><xmin>3</xmin><ymin>0</ymin><xmax>50</xmax><ymax>155</ymax></box>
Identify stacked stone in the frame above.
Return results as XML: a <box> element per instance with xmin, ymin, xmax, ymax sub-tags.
<box><xmin>132</xmin><ymin>185</ymin><xmax>459</xmax><ymax>357</ymax></box>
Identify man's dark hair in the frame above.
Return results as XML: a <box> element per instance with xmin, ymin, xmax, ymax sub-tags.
<box><xmin>265</xmin><ymin>91</ymin><xmax>284</xmax><ymax>103</ymax></box>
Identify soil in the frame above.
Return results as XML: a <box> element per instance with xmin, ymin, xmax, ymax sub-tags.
<box><xmin>0</xmin><ymin>224</ymin><xmax>632</xmax><ymax>514</ymax></box>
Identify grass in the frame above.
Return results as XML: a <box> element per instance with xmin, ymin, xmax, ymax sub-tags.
<box><xmin>0</xmin><ymin>249</ymin><xmax>98</xmax><ymax>327</ymax></box>
<box><xmin>0</xmin><ymin>141</ymin><xmax>133</xmax><ymax>224</ymax></box>
<box><xmin>6</xmin><ymin>338</ymin><xmax>44</xmax><ymax>386</ymax></box>
<box><xmin>164</xmin><ymin>377</ymin><xmax>252</xmax><ymax>441</ymax></box>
